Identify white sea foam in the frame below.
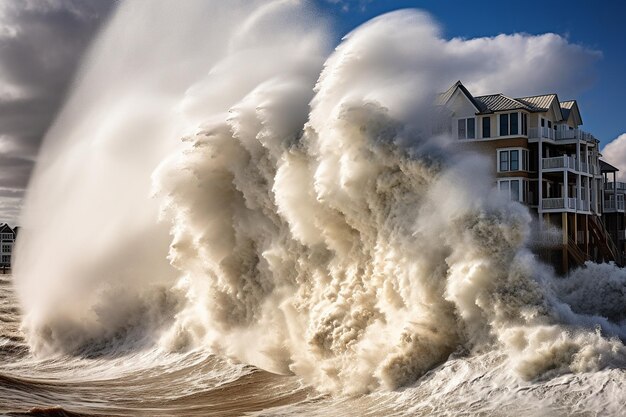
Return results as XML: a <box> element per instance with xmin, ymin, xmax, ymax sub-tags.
<box><xmin>13</xmin><ymin>0</ymin><xmax>626</xmax><ymax>400</ymax></box>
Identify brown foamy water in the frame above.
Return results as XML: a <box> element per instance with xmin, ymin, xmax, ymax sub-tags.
<box><xmin>2</xmin><ymin>276</ymin><xmax>626</xmax><ymax>417</ymax></box>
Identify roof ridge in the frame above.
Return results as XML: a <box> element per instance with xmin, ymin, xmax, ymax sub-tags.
<box><xmin>499</xmin><ymin>93</ymin><xmax>524</xmax><ymax>102</ymax></box>
<box><xmin>474</xmin><ymin>92</ymin><xmax>505</xmax><ymax>98</ymax></box>
<box><xmin>515</xmin><ymin>93</ymin><xmax>557</xmax><ymax>99</ymax></box>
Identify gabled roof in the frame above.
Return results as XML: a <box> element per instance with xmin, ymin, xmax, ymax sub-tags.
<box><xmin>436</xmin><ymin>80</ymin><xmax>487</xmax><ymax>112</ymax></box>
<box><xmin>516</xmin><ymin>94</ymin><xmax>557</xmax><ymax>110</ymax></box>
<box><xmin>473</xmin><ymin>94</ymin><xmax>539</xmax><ymax>113</ymax></box>
<box><xmin>560</xmin><ymin>100</ymin><xmax>583</xmax><ymax>126</ymax></box>
<box><xmin>0</xmin><ymin>223</ymin><xmax>14</xmax><ymax>235</ymax></box>
<box><xmin>515</xmin><ymin>94</ymin><xmax>564</xmax><ymax>121</ymax></box>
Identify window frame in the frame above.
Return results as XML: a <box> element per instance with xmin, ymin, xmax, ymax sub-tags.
<box><xmin>498</xmin><ymin>148</ymin><xmax>529</xmax><ymax>173</ymax></box>
<box><xmin>482</xmin><ymin>116</ymin><xmax>491</xmax><ymax>138</ymax></box>
<box><xmin>497</xmin><ymin>112</ymin><xmax>528</xmax><ymax>137</ymax></box>
<box><xmin>498</xmin><ymin>178</ymin><xmax>527</xmax><ymax>202</ymax></box>
<box><xmin>457</xmin><ymin>117</ymin><xmax>476</xmax><ymax>140</ymax></box>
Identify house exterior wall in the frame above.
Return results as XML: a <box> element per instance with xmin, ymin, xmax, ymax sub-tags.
<box><xmin>441</xmin><ymin>82</ymin><xmax>614</xmax><ymax>273</ymax></box>
<box><xmin>0</xmin><ymin>226</ymin><xmax>16</xmax><ymax>269</ymax></box>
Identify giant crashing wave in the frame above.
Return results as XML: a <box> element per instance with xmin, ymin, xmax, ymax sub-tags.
<box><xmin>13</xmin><ymin>0</ymin><xmax>626</xmax><ymax>395</ymax></box>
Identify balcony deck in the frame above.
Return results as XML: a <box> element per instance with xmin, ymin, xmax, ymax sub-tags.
<box><xmin>541</xmin><ymin>156</ymin><xmax>596</xmax><ymax>176</ymax></box>
<box><xmin>529</xmin><ymin>127</ymin><xmax>597</xmax><ymax>143</ymax></box>
<box><xmin>541</xmin><ymin>197</ymin><xmax>591</xmax><ymax>213</ymax></box>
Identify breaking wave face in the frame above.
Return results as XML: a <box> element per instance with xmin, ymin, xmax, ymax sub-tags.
<box><xmin>13</xmin><ymin>0</ymin><xmax>626</xmax><ymax>395</ymax></box>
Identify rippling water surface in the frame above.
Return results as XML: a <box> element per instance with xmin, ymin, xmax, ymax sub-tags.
<box><xmin>2</xmin><ymin>275</ymin><xmax>626</xmax><ymax>417</ymax></box>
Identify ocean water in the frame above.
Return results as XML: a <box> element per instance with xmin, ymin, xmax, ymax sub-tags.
<box><xmin>6</xmin><ymin>1</ymin><xmax>626</xmax><ymax>416</ymax></box>
<box><xmin>2</xmin><ymin>275</ymin><xmax>626</xmax><ymax>416</ymax></box>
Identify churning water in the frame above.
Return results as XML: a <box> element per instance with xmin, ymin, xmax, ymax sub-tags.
<box><xmin>4</xmin><ymin>1</ymin><xmax>626</xmax><ymax>415</ymax></box>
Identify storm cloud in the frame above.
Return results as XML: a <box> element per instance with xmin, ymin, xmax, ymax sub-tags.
<box><xmin>0</xmin><ymin>0</ymin><xmax>115</xmax><ymax>224</ymax></box>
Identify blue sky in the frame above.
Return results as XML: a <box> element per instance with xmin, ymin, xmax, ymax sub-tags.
<box><xmin>320</xmin><ymin>0</ymin><xmax>626</xmax><ymax>145</ymax></box>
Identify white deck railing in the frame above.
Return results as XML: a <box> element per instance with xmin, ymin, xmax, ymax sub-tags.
<box><xmin>541</xmin><ymin>197</ymin><xmax>582</xmax><ymax>211</ymax></box>
<box><xmin>542</xmin><ymin>198</ymin><xmax>565</xmax><ymax>209</ymax></box>
<box><xmin>530</xmin><ymin>127</ymin><xmax>596</xmax><ymax>143</ymax></box>
<box><xmin>604</xmin><ymin>199</ymin><xmax>626</xmax><ymax>211</ymax></box>
<box><xmin>541</xmin><ymin>156</ymin><xmax>577</xmax><ymax>170</ymax></box>
<box><xmin>580</xmin><ymin>162</ymin><xmax>588</xmax><ymax>174</ymax></box>
<box><xmin>605</xmin><ymin>182</ymin><xmax>626</xmax><ymax>191</ymax></box>
<box><xmin>529</xmin><ymin>127</ymin><xmax>555</xmax><ymax>140</ymax></box>
<box><xmin>556</xmin><ymin>129</ymin><xmax>596</xmax><ymax>142</ymax></box>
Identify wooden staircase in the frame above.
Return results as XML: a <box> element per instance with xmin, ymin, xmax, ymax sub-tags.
<box><xmin>567</xmin><ymin>235</ymin><xmax>590</xmax><ymax>267</ymax></box>
<box><xmin>588</xmin><ymin>215</ymin><xmax>623</xmax><ymax>266</ymax></box>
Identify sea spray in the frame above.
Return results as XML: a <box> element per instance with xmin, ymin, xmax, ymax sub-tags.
<box><xmin>13</xmin><ymin>0</ymin><xmax>626</xmax><ymax>395</ymax></box>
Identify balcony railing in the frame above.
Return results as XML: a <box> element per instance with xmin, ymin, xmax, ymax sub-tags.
<box><xmin>604</xmin><ymin>199</ymin><xmax>626</xmax><ymax>211</ymax></box>
<box><xmin>529</xmin><ymin>127</ymin><xmax>597</xmax><ymax>143</ymax></box>
<box><xmin>577</xmin><ymin>199</ymin><xmax>590</xmax><ymax>212</ymax></box>
<box><xmin>542</xmin><ymin>197</ymin><xmax>577</xmax><ymax>210</ymax></box>
<box><xmin>605</xmin><ymin>182</ymin><xmax>626</xmax><ymax>191</ymax></box>
<box><xmin>580</xmin><ymin>162</ymin><xmax>588</xmax><ymax>174</ymax></box>
<box><xmin>529</xmin><ymin>127</ymin><xmax>555</xmax><ymax>140</ymax></box>
<box><xmin>541</xmin><ymin>156</ymin><xmax>577</xmax><ymax>170</ymax></box>
<box><xmin>556</xmin><ymin>129</ymin><xmax>596</xmax><ymax>142</ymax></box>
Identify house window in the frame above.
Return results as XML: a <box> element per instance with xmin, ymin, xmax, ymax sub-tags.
<box><xmin>482</xmin><ymin>117</ymin><xmax>491</xmax><ymax>138</ymax></box>
<box><xmin>0</xmin><ymin>234</ymin><xmax>12</xmax><ymax>241</ymax></box>
<box><xmin>498</xmin><ymin>179</ymin><xmax>522</xmax><ymax>202</ymax></box>
<box><xmin>499</xmin><ymin>151</ymin><xmax>509</xmax><ymax>171</ymax></box>
<box><xmin>457</xmin><ymin>118</ymin><xmax>476</xmax><ymax>139</ymax></box>
<box><xmin>500</xmin><ymin>114</ymin><xmax>509</xmax><ymax>136</ymax></box>
<box><xmin>1</xmin><ymin>245</ymin><xmax>10</xmax><ymax>253</ymax></box>
<box><xmin>510</xmin><ymin>112</ymin><xmax>519</xmax><ymax>135</ymax></box>
<box><xmin>499</xmin><ymin>112</ymin><xmax>520</xmax><ymax>136</ymax></box>
<box><xmin>522</xmin><ymin>113</ymin><xmax>528</xmax><ymax>136</ymax></box>
<box><xmin>1</xmin><ymin>255</ymin><xmax>10</xmax><ymax>264</ymax></box>
<box><xmin>511</xmin><ymin>150</ymin><xmax>519</xmax><ymax>170</ymax></box>
<box><xmin>498</xmin><ymin>149</ymin><xmax>529</xmax><ymax>172</ymax></box>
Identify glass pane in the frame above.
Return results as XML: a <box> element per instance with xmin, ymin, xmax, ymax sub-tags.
<box><xmin>458</xmin><ymin>119</ymin><xmax>466</xmax><ymax>139</ymax></box>
<box><xmin>511</xmin><ymin>180</ymin><xmax>520</xmax><ymax>201</ymax></box>
<box><xmin>510</xmin><ymin>112</ymin><xmax>519</xmax><ymax>135</ymax></box>
<box><xmin>522</xmin><ymin>113</ymin><xmax>528</xmax><ymax>135</ymax></box>
<box><xmin>500</xmin><ymin>114</ymin><xmax>509</xmax><ymax>136</ymax></box>
<box><xmin>510</xmin><ymin>150</ymin><xmax>519</xmax><ymax>171</ymax></box>
<box><xmin>523</xmin><ymin>150</ymin><xmax>528</xmax><ymax>170</ymax></box>
<box><xmin>500</xmin><ymin>181</ymin><xmax>508</xmax><ymax>192</ymax></box>
<box><xmin>499</xmin><ymin>151</ymin><xmax>509</xmax><ymax>171</ymax></box>
<box><xmin>467</xmin><ymin>118</ymin><xmax>475</xmax><ymax>139</ymax></box>
<box><xmin>548</xmin><ymin>120</ymin><xmax>552</xmax><ymax>128</ymax></box>
<box><xmin>541</xmin><ymin>118</ymin><xmax>545</xmax><ymax>127</ymax></box>
<box><xmin>482</xmin><ymin>117</ymin><xmax>490</xmax><ymax>138</ymax></box>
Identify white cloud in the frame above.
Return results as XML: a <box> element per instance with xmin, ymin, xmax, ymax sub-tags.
<box><xmin>601</xmin><ymin>133</ymin><xmax>626</xmax><ymax>180</ymax></box>
<box><xmin>341</xmin><ymin>11</ymin><xmax>601</xmax><ymax>100</ymax></box>
<box><xmin>446</xmin><ymin>32</ymin><xmax>601</xmax><ymax>99</ymax></box>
